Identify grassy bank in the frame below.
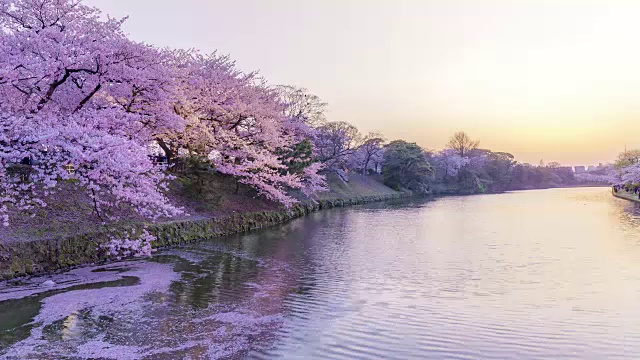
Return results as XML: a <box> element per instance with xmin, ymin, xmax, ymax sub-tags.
<box><xmin>0</xmin><ymin>173</ymin><xmax>406</xmax><ymax>279</ymax></box>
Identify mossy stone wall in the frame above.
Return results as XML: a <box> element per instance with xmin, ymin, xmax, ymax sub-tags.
<box><xmin>1</xmin><ymin>193</ymin><xmax>407</xmax><ymax>279</ymax></box>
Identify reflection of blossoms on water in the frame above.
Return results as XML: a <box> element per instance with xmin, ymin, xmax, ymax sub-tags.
<box><xmin>1</xmin><ymin>239</ymin><xmax>298</xmax><ymax>359</ymax></box>
<box><xmin>5</xmin><ymin>193</ymin><xmax>640</xmax><ymax>358</ymax></box>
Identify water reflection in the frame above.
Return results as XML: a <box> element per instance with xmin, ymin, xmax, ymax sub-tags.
<box><xmin>2</xmin><ymin>188</ymin><xmax>640</xmax><ymax>359</ymax></box>
<box><xmin>0</xmin><ymin>274</ymin><xmax>139</xmax><ymax>351</ymax></box>
<box><xmin>0</xmin><ymin>209</ymin><xmax>338</xmax><ymax>358</ymax></box>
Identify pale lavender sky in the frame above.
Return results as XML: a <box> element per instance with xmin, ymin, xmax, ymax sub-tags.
<box><xmin>85</xmin><ymin>0</ymin><xmax>640</xmax><ymax>166</ymax></box>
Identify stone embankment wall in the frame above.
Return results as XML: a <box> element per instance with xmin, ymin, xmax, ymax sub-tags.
<box><xmin>1</xmin><ymin>193</ymin><xmax>408</xmax><ymax>279</ymax></box>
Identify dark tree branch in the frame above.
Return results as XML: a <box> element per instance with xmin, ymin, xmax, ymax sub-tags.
<box><xmin>74</xmin><ymin>83</ymin><xmax>102</xmax><ymax>112</ymax></box>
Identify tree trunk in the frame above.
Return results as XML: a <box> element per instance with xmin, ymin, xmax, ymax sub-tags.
<box><xmin>362</xmin><ymin>156</ymin><xmax>370</xmax><ymax>176</ymax></box>
<box><xmin>156</xmin><ymin>138</ymin><xmax>174</xmax><ymax>164</ymax></box>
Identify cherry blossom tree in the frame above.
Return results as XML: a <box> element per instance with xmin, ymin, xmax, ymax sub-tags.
<box><xmin>156</xmin><ymin>51</ymin><xmax>325</xmax><ymax>206</ymax></box>
<box><xmin>300</xmin><ymin>161</ymin><xmax>327</xmax><ymax>197</ymax></box>
<box><xmin>348</xmin><ymin>133</ymin><xmax>385</xmax><ymax>175</ymax></box>
<box><xmin>615</xmin><ymin>149</ymin><xmax>640</xmax><ymax>169</ymax></box>
<box><xmin>596</xmin><ymin>151</ymin><xmax>635</xmax><ymax>185</ymax></box>
<box><xmin>432</xmin><ymin>149</ymin><xmax>470</xmax><ymax>177</ymax></box>
<box><xmin>277</xmin><ymin>85</ymin><xmax>327</xmax><ymax>128</ymax></box>
<box><xmin>0</xmin><ymin>0</ymin><xmax>326</xmax><ymax>230</ymax></box>
<box><xmin>314</xmin><ymin>121</ymin><xmax>362</xmax><ymax>170</ymax></box>
<box><xmin>576</xmin><ymin>171</ymin><xmax>617</xmax><ymax>184</ymax></box>
<box><xmin>0</xmin><ymin>0</ymin><xmax>184</xmax><ymax>225</ymax></box>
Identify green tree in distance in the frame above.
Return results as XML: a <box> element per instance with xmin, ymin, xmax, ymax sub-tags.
<box><xmin>383</xmin><ymin>140</ymin><xmax>433</xmax><ymax>193</ymax></box>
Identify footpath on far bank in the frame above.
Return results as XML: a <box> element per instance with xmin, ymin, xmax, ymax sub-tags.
<box><xmin>0</xmin><ymin>174</ymin><xmax>409</xmax><ymax>279</ymax></box>
<box><xmin>612</xmin><ymin>188</ymin><xmax>640</xmax><ymax>203</ymax></box>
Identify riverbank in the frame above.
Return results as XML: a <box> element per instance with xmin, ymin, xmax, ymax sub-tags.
<box><xmin>1</xmin><ymin>175</ymin><xmax>605</xmax><ymax>280</ymax></box>
<box><xmin>0</xmin><ymin>173</ymin><xmax>408</xmax><ymax>279</ymax></box>
<box><xmin>612</xmin><ymin>188</ymin><xmax>640</xmax><ymax>203</ymax></box>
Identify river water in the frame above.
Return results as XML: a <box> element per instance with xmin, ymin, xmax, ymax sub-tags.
<box><xmin>2</xmin><ymin>187</ymin><xmax>640</xmax><ymax>359</ymax></box>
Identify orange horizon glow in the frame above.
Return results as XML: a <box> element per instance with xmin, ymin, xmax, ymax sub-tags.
<box><xmin>86</xmin><ymin>0</ymin><xmax>640</xmax><ymax>166</ymax></box>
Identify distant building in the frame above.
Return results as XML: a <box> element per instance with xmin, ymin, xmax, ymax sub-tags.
<box><xmin>574</xmin><ymin>166</ymin><xmax>586</xmax><ymax>173</ymax></box>
<box><xmin>588</xmin><ymin>166</ymin><xmax>597</xmax><ymax>172</ymax></box>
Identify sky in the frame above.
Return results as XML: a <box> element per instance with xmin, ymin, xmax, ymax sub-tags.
<box><xmin>84</xmin><ymin>0</ymin><xmax>640</xmax><ymax>166</ymax></box>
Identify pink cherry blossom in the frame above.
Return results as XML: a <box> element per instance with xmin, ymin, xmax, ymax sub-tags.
<box><xmin>0</xmin><ymin>0</ymin><xmax>327</xmax><ymax>227</ymax></box>
<box><xmin>0</xmin><ymin>0</ymin><xmax>184</xmax><ymax>225</ymax></box>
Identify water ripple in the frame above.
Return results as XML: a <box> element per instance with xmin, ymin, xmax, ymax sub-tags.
<box><xmin>3</xmin><ymin>188</ymin><xmax>640</xmax><ymax>359</ymax></box>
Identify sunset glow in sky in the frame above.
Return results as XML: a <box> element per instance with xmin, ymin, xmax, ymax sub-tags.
<box><xmin>86</xmin><ymin>0</ymin><xmax>640</xmax><ymax>166</ymax></box>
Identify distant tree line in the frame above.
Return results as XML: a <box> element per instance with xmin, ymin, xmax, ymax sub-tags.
<box><xmin>378</xmin><ymin>132</ymin><xmax>588</xmax><ymax>195</ymax></box>
<box><xmin>311</xmin><ymin>120</ymin><xmax>595</xmax><ymax>195</ymax></box>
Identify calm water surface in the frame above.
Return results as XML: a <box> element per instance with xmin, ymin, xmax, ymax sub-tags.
<box><xmin>2</xmin><ymin>187</ymin><xmax>640</xmax><ymax>359</ymax></box>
